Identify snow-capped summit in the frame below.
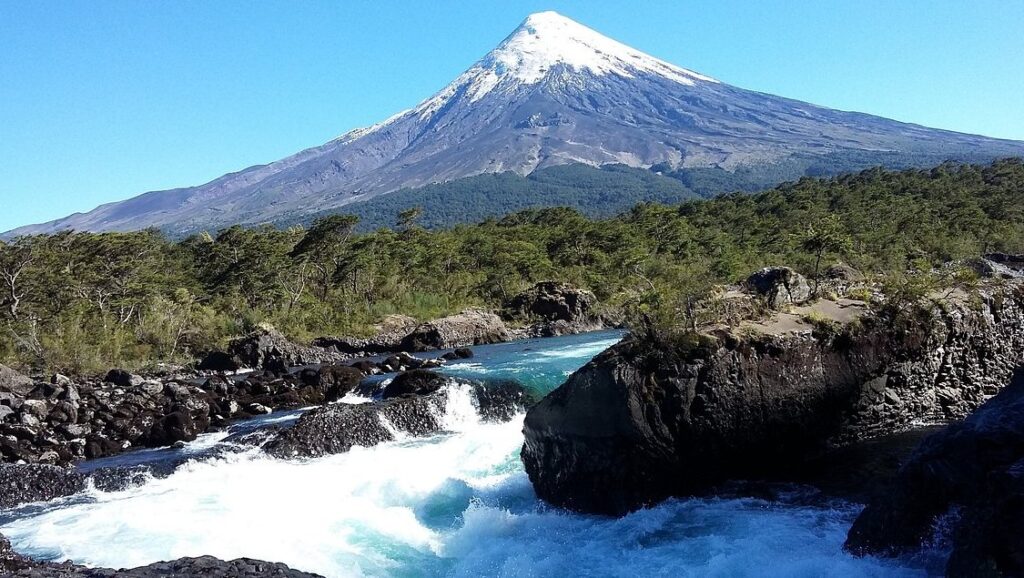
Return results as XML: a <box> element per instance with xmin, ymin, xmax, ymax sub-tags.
<box><xmin>8</xmin><ymin>11</ymin><xmax>1023</xmax><ymax>237</ymax></box>
<box><xmin>464</xmin><ymin>11</ymin><xmax>716</xmax><ymax>95</ymax></box>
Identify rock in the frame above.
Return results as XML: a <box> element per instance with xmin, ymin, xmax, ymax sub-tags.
<box><xmin>382</xmin><ymin>370</ymin><xmax>447</xmax><ymax>399</ymax></box>
<box><xmin>505</xmin><ymin>281</ymin><xmax>597</xmax><ymax>323</ymax></box>
<box><xmin>104</xmin><ymin>369</ymin><xmax>143</xmax><ymax>388</ymax></box>
<box><xmin>314</xmin><ymin>315</ymin><xmax>420</xmax><ymax>355</ymax></box>
<box><xmin>247</xmin><ymin>403</ymin><xmax>272</xmax><ymax>415</ymax></box>
<box><xmin>264</xmin><ymin>392</ymin><xmax>448</xmax><ymax>459</ymax></box>
<box><xmin>442</xmin><ymin>347</ymin><xmax>474</xmax><ymax>361</ymax></box>
<box><xmin>0</xmin><ymin>530</ymin><xmax>325</xmax><ymax>576</ymax></box>
<box><xmin>146</xmin><ymin>411</ymin><xmax>199</xmax><ymax>447</ymax></box>
<box><xmin>316</xmin><ymin>364</ymin><xmax>365</xmax><ymax>401</ymax></box>
<box><xmin>0</xmin><ymin>406</ymin><xmax>13</xmax><ymax>423</ymax></box>
<box><xmin>50</xmin><ymin>374</ymin><xmax>72</xmax><ymax>387</ymax></box>
<box><xmin>228</xmin><ymin>325</ymin><xmax>342</xmax><ymax>371</ymax></box>
<box><xmin>0</xmin><ymin>364</ymin><xmax>34</xmax><ymax>397</ymax></box>
<box><xmin>19</xmin><ymin>399</ymin><xmax>48</xmax><ymax>418</ymax></box>
<box><xmin>745</xmin><ymin>266</ymin><xmax>812</xmax><ymax>309</ymax></box>
<box><xmin>197</xmin><ymin>350</ymin><xmax>244</xmax><ymax>372</ymax></box>
<box><xmin>0</xmin><ymin>463</ymin><xmax>86</xmax><ymax>509</ymax></box>
<box><xmin>522</xmin><ymin>285</ymin><xmax>1024</xmax><ymax>515</ymax></box>
<box><xmin>845</xmin><ymin>368</ymin><xmax>1024</xmax><ymax>577</ymax></box>
<box><xmin>399</xmin><ymin>309</ymin><xmax>510</xmax><ymax>352</ymax></box>
<box><xmin>825</xmin><ymin>262</ymin><xmax>863</xmax><ymax>282</ymax></box>
<box><xmin>472</xmin><ymin>379</ymin><xmax>537</xmax><ymax>422</ymax></box>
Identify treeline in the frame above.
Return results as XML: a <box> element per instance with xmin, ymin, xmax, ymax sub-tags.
<box><xmin>1</xmin><ymin>159</ymin><xmax>1022</xmax><ymax>374</ymax></box>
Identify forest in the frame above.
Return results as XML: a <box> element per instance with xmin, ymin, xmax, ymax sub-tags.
<box><xmin>1</xmin><ymin>158</ymin><xmax>1021</xmax><ymax>374</ymax></box>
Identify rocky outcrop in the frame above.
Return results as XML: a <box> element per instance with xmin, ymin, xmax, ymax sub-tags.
<box><xmin>381</xmin><ymin>369</ymin><xmax>447</xmax><ymax>399</ymax></box>
<box><xmin>264</xmin><ymin>391</ymin><xmax>449</xmax><ymax>459</ymax></box>
<box><xmin>0</xmin><ymin>532</ymin><xmax>323</xmax><ymax>577</ymax></box>
<box><xmin>312</xmin><ymin>315</ymin><xmax>420</xmax><ymax>355</ymax></box>
<box><xmin>0</xmin><ymin>362</ymin><xmax>376</xmax><ymax>466</ymax></box>
<box><xmin>845</xmin><ymin>368</ymin><xmax>1024</xmax><ymax>577</ymax></box>
<box><xmin>504</xmin><ymin>281</ymin><xmax>615</xmax><ymax>337</ymax></box>
<box><xmin>399</xmin><ymin>310</ymin><xmax>510</xmax><ymax>352</ymax></box>
<box><xmin>745</xmin><ymin>266</ymin><xmax>812</xmax><ymax>309</ymax></box>
<box><xmin>0</xmin><ymin>463</ymin><xmax>85</xmax><ymax>509</ymax></box>
<box><xmin>521</xmin><ymin>284</ymin><xmax>1024</xmax><ymax>515</ymax></box>
<box><xmin>226</xmin><ymin>325</ymin><xmax>345</xmax><ymax>371</ymax></box>
<box><xmin>967</xmin><ymin>253</ymin><xmax>1024</xmax><ymax>280</ymax></box>
<box><xmin>0</xmin><ymin>364</ymin><xmax>34</xmax><ymax>397</ymax></box>
<box><xmin>266</xmin><ymin>377</ymin><xmax>533</xmax><ymax>459</ymax></box>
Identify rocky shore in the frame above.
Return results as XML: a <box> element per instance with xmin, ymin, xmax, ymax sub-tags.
<box><xmin>845</xmin><ymin>368</ymin><xmax>1024</xmax><ymax>577</ymax></box>
<box><xmin>522</xmin><ymin>280</ymin><xmax>1024</xmax><ymax>515</ymax></box>
<box><xmin>1</xmin><ymin>533</ymin><xmax>324</xmax><ymax>577</ymax></box>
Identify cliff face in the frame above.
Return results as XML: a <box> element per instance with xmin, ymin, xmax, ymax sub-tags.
<box><xmin>521</xmin><ymin>285</ymin><xmax>1024</xmax><ymax>515</ymax></box>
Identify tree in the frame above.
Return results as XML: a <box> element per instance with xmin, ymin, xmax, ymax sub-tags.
<box><xmin>291</xmin><ymin>214</ymin><xmax>359</xmax><ymax>301</ymax></box>
<box><xmin>797</xmin><ymin>214</ymin><xmax>853</xmax><ymax>296</ymax></box>
<box><xmin>397</xmin><ymin>206</ymin><xmax>424</xmax><ymax>230</ymax></box>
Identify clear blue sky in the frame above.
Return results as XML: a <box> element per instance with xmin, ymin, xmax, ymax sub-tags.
<box><xmin>1</xmin><ymin>0</ymin><xmax>1022</xmax><ymax>232</ymax></box>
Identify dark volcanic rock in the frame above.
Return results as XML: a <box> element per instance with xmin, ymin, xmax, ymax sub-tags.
<box><xmin>442</xmin><ymin>347</ymin><xmax>474</xmax><ymax>361</ymax></box>
<box><xmin>399</xmin><ymin>310</ymin><xmax>510</xmax><ymax>352</ymax></box>
<box><xmin>382</xmin><ymin>370</ymin><xmax>447</xmax><ymax>399</ymax></box>
<box><xmin>227</xmin><ymin>325</ymin><xmax>342</xmax><ymax>371</ymax></box>
<box><xmin>745</xmin><ymin>266</ymin><xmax>812</xmax><ymax>309</ymax></box>
<box><xmin>0</xmin><ymin>365</ymin><xmax>34</xmax><ymax>397</ymax></box>
<box><xmin>0</xmin><ymin>463</ymin><xmax>85</xmax><ymax>509</ymax></box>
<box><xmin>472</xmin><ymin>380</ymin><xmax>537</xmax><ymax>422</ymax></box>
<box><xmin>264</xmin><ymin>393</ymin><xmax>447</xmax><ymax>459</ymax></box>
<box><xmin>846</xmin><ymin>369</ymin><xmax>1024</xmax><ymax>577</ymax></box>
<box><xmin>197</xmin><ymin>351</ymin><xmax>244</xmax><ymax>372</ymax></box>
<box><xmin>0</xmin><ymin>532</ymin><xmax>324</xmax><ymax>577</ymax></box>
<box><xmin>506</xmin><ymin>281</ymin><xmax>596</xmax><ymax>323</ymax></box>
<box><xmin>103</xmin><ymin>368</ymin><xmax>142</xmax><ymax>388</ymax></box>
<box><xmin>522</xmin><ymin>286</ymin><xmax>1024</xmax><ymax>515</ymax></box>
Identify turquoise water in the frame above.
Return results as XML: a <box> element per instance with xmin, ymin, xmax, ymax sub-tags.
<box><xmin>0</xmin><ymin>330</ymin><xmax>937</xmax><ymax>577</ymax></box>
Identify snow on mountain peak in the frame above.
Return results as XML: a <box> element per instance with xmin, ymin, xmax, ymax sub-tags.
<box><xmin>477</xmin><ymin>11</ymin><xmax>716</xmax><ymax>90</ymax></box>
<box><xmin>342</xmin><ymin>11</ymin><xmax>718</xmax><ymax>139</ymax></box>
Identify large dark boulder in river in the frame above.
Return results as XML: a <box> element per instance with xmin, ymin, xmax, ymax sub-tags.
<box><xmin>0</xmin><ymin>364</ymin><xmax>34</xmax><ymax>397</ymax></box>
<box><xmin>846</xmin><ymin>368</ymin><xmax>1024</xmax><ymax>577</ymax></box>
<box><xmin>382</xmin><ymin>370</ymin><xmax>447</xmax><ymax>399</ymax></box>
<box><xmin>0</xmin><ymin>463</ymin><xmax>85</xmax><ymax>509</ymax></box>
<box><xmin>522</xmin><ymin>286</ymin><xmax>1024</xmax><ymax>515</ymax></box>
<box><xmin>264</xmin><ymin>393</ymin><xmax>448</xmax><ymax>458</ymax></box>
<box><xmin>399</xmin><ymin>310</ymin><xmax>510</xmax><ymax>352</ymax></box>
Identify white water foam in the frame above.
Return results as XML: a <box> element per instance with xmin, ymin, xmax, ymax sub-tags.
<box><xmin>0</xmin><ymin>332</ymin><xmax>936</xmax><ymax>577</ymax></box>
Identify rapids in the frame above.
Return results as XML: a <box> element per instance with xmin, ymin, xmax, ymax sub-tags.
<box><xmin>0</xmin><ymin>330</ymin><xmax>941</xmax><ymax>577</ymax></box>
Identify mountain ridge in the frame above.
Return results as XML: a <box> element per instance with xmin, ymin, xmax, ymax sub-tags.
<box><xmin>7</xmin><ymin>11</ymin><xmax>1024</xmax><ymax>237</ymax></box>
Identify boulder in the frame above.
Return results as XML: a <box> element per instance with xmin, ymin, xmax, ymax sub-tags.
<box><xmin>382</xmin><ymin>370</ymin><xmax>447</xmax><ymax>399</ymax></box>
<box><xmin>312</xmin><ymin>314</ymin><xmax>419</xmax><ymax>355</ymax></box>
<box><xmin>0</xmin><ymin>364</ymin><xmax>34</xmax><ymax>397</ymax></box>
<box><xmin>227</xmin><ymin>325</ymin><xmax>342</xmax><ymax>371</ymax></box>
<box><xmin>399</xmin><ymin>309</ymin><xmax>510</xmax><ymax>352</ymax></box>
<box><xmin>505</xmin><ymin>281</ymin><xmax>597</xmax><ymax>323</ymax></box>
<box><xmin>522</xmin><ymin>286</ymin><xmax>1024</xmax><ymax>515</ymax></box>
<box><xmin>0</xmin><ymin>463</ymin><xmax>86</xmax><ymax>509</ymax></box>
<box><xmin>197</xmin><ymin>350</ymin><xmax>244</xmax><ymax>372</ymax></box>
<box><xmin>846</xmin><ymin>368</ymin><xmax>1024</xmax><ymax>577</ymax></box>
<box><xmin>104</xmin><ymin>369</ymin><xmax>143</xmax><ymax>388</ymax></box>
<box><xmin>442</xmin><ymin>347</ymin><xmax>474</xmax><ymax>361</ymax></box>
<box><xmin>264</xmin><ymin>393</ymin><xmax>447</xmax><ymax>459</ymax></box>
<box><xmin>745</xmin><ymin>266</ymin><xmax>812</xmax><ymax>309</ymax></box>
<box><xmin>0</xmin><ymin>530</ymin><xmax>325</xmax><ymax>576</ymax></box>
<box><xmin>146</xmin><ymin>411</ymin><xmax>199</xmax><ymax>447</ymax></box>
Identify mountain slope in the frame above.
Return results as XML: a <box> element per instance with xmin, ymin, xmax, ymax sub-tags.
<box><xmin>9</xmin><ymin>11</ymin><xmax>1024</xmax><ymax>237</ymax></box>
